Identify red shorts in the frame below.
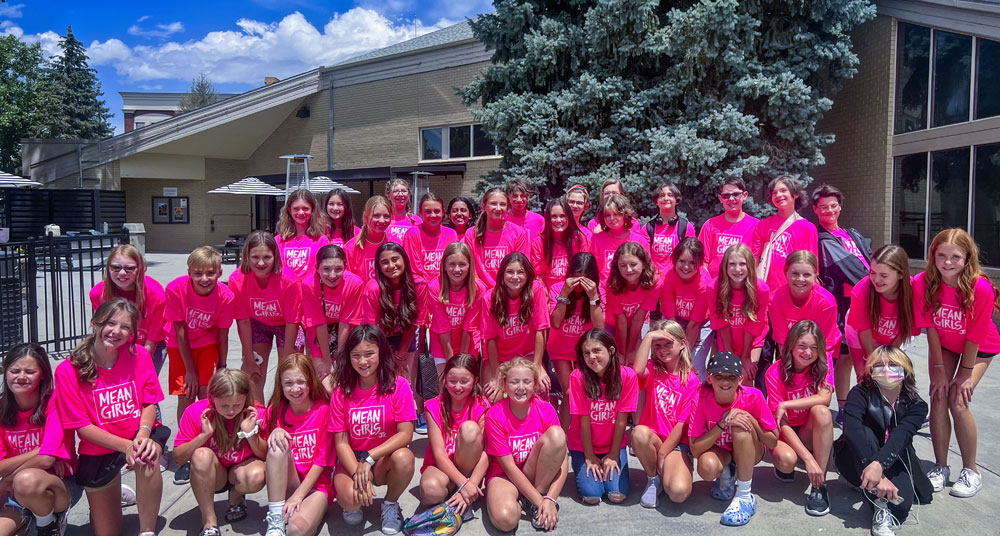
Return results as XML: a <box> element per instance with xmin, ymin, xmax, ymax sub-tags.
<box><xmin>167</xmin><ymin>345</ymin><xmax>219</xmax><ymax>395</ymax></box>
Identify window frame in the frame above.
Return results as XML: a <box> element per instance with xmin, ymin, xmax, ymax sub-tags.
<box><xmin>418</xmin><ymin>123</ymin><xmax>500</xmax><ymax>162</ymax></box>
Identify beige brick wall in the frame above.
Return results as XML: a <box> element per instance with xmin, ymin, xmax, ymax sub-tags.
<box><xmin>812</xmin><ymin>15</ymin><xmax>895</xmax><ymax>248</ymax></box>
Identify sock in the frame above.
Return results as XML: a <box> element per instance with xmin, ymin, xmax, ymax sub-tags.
<box><xmin>139</xmin><ymin>532</ymin><xmax>155</xmax><ymax>536</ymax></box>
<box><xmin>736</xmin><ymin>479</ymin><xmax>752</xmax><ymax>499</ymax></box>
<box><xmin>268</xmin><ymin>501</ymin><xmax>285</xmax><ymax>516</ymax></box>
<box><xmin>34</xmin><ymin>511</ymin><xmax>55</xmax><ymax>527</ymax></box>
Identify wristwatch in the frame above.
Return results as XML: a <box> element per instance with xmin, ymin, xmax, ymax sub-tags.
<box><xmin>358</xmin><ymin>450</ymin><xmax>376</xmax><ymax>466</ymax></box>
<box><xmin>555</xmin><ymin>296</ymin><xmax>572</xmax><ymax>305</ymax></box>
<box><xmin>589</xmin><ymin>297</ymin><xmax>601</xmax><ymax>306</ymax></box>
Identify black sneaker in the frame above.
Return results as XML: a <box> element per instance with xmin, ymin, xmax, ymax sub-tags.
<box><xmin>774</xmin><ymin>467</ymin><xmax>795</xmax><ymax>483</ymax></box>
<box><xmin>805</xmin><ymin>485</ymin><xmax>830</xmax><ymax>516</ymax></box>
<box><xmin>173</xmin><ymin>461</ymin><xmax>192</xmax><ymax>485</ymax></box>
<box><xmin>36</xmin><ymin>520</ymin><xmax>59</xmax><ymax>536</ymax></box>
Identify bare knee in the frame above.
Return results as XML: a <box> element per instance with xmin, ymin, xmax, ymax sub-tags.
<box><xmin>949</xmin><ymin>400</ymin><xmax>972</xmax><ymax>417</ymax></box>
<box><xmin>458</xmin><ymin>420</ymin><xmax>482</xmax><ymax>446</ymax></box>
<box><xmin>12</xmin><ymin>469</ymin><xmax>45</xmax><ymax>496</ymax></box>
<box><xmin>390</xmin><ymin>447</ymin><xmax>415</xmax><ymax>473</ymax></box>
<box><xmin>489</xmin><ymin>502</ymin><xmax>520</xmax><ymax>532</ymax></box>
<box><xmin>421</xmin><ymin>479</ymin><xmax>449</xmax><ymax>504</ymax></box>
<box><xmin>631</xmin><ymin>425</ymin><xmax>653</xmax><ymax>448</ymax></box>
<box><xmin>697</xmin><ymin>455</ymin><xmax>722</xmax><ymax>480</ymax></box>
<box><xmin>773</xmin><ymin>445</ymin><xmax>798</xmax><ymax>472</ymax></box>
<box><xmin>190</xmin><ymin>447</ymin><xmax>217</xmax><ymax>472</ymax></box>
<box><xmin>665</xmin><ymin>480</ymin><xmax>691</xmax><ymax>503</ymax></box>
<box><xmin>542</xmin><ymin>425</ymin><xmax>566</xmax><ymax>449</ymax></box>
<box><xmin>267</xmin><ymin>442</ymin><xmax>291</xmax><ymax>463</ymax></box>
<box><xmin>810</xmin><ymin>405</ymin><xmax>832</xmax><ymax>427</ymax></box>
<box><xmin>238</xmin><ymin>463</ymin><xmax>267</xmax><ymax>491</ymax></box>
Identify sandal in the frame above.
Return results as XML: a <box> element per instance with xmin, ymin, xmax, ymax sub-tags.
<box><xmin>225</xmin><ymin>502</ymin><xmax>248</xmax><ymax>524</ymax></box>
<box><xmin>199</xmin><ymin>526</ymin><xmax>221</xmax><ymax>536</ymax></box>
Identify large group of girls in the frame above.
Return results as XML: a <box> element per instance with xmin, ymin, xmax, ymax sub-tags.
<box><xmin>0</xmin><ymin>175</ymin><xmax>995</xmax><ymax>536</ymax></box>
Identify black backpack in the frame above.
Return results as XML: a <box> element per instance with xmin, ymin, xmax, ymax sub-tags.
<box><xmin>645</xmin><ymin>216</ymin><xmax>688</xmax><ymax>247</ymax></box>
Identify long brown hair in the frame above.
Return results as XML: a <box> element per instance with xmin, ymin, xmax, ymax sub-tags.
<box><xmin>353</xmin><ymin>196</ymin><xmax>392</xmax><ymax>251</ymax></box>
<box><xmin>474</xmin><ymin>188</ymin><xmax>508</xmax><ymax>246</ymax></box>
<box><xmin>715</xmin><ymin>244</ymin><xmax>760</xmax><ymax>322</ymax></box>
<box><xmin>575</xmin><ymin>329</ymin><xmax>622</xmax><ymax>401</ymax></box>
<box><xmin>867</xmin><ymin>245</ymin><xmax>914</xmax><ymax>343</ymax></box>
<box><xmin>779</xmin><ymin>320</ymin><xmax>830</xmax><ymax>393</ymax></box>
<box><xmin>71</xmin><ymin>299</ymin><xmax>140</xmax><ymax>383</ymax></box>
<box><xmin>374</xmin><ymin>242</ymin><xmax>418</xmax><ymax>334</ymax></box>
<box><xmin>923</xmin><ymin>228</ymin><xmax>1000</xmax><ymax>315</ymax></box>
<box><xmin>0</xmin><ymin>343</ymin><xmax>54</xmax><ymax>428</ymax></box>
<box><xmin>239</xmin><ymin>230</ymin><xmax>281</xmax><ymax>275</ymax></box>
<box><xmin>438</xmin><ymin>242</ymin><xmax>477</xmax><ymax>307</ymax></box>
<box><xmin>437</xmin><ymin>353</ymin><xmax>486</xmax><ymax>434</ymax></box>
<box><xmin>540</xmin><ymin>198</ymin><xmax>586</xmax><ymax>261</ymax></box>
<box><xmin>334</xmin><ymin>325</ymin><xmax>398</xmax><ymax>396</ymax></box>
<box><xmin>267</xmin><ymin>353</ymin><xmax>330</xmax><ymax>432</ymax></box>
<box><xmin>101</xmin><ymin>245</ymin><xmax>147</xmax><ymax>315</ymax></box>
<box><xmin>607</xmin><ymin>241</ymin><xmax>656</xmax><ymax>294</ymax></box>
<box><xmin>490</xmin><ymin>252</ymin><xmax>535</xmax><ymax>327</ymax></box>
<box><xmin>323</xmin><ymin>189</ymin><xmax>356</xmax><ymax>241</ymax></box>
<box><xmin>277</xmin><ymin>189</ymin><xmax>326</xmax><ymax>240</ymax></box>
<box><xmin>207</xmin><ymin>369</ymin><xmax>255</xmax><ymax>454</ymax></box>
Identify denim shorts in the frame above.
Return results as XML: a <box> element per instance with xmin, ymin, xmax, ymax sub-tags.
<box><xmin>569</xmin><ymin>447</ymin><xmax>630</xmax><ymax>501</ymax></box>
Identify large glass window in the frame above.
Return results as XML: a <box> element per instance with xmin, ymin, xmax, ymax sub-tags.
<box><xmin>421</xmin><ymin>129</ymin><xmax>442</xmax><ymax>160</ymax></box>
<box><xmin>473</xmin><ymin>124</ymin><xmax>497</xmax><ymax>157</ymax></box>
<box><xmin>932</xmin><ymin>31</ymin><xmax>972</xmax><ymax>127</ymax></box>
<box><xmin>895</xmin><ymin>23</ymin><xmax>930</xmax><ymax>134</ymax></box>
<box><xmin>893</xmin><ymin>153</ymin><xmax>929</xmax><ymax>258</ymax></box>
<box><xmin>976</xmin><ymin>38</ymin><xmax>1000</xmax><ymax>120</ymax></box>
<box><xmin>449</xmin><ymin>126</ymin><xmax>471</xmax><ymax>158</ymax></box>
<box><xmin>974</xmin><ymin>143</ymin><xmax>1000</xmax><ymax>265</ymax></box>
<box><xmin>421</xmin><ymin>124</ymin><xmax>498</xmax><ymax>160</ymax></box>
<box><xmin>929</xmin><ymin>148</ymin><xmax>971</xmax><ymax>238</ymax></box>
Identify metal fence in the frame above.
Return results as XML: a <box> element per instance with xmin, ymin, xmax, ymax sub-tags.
<box><xmin>0</xmin><ymin>231</ymin><xmax>129</xmax><ymax>358</ymax></box>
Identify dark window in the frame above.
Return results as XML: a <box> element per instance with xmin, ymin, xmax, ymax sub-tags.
<box><xmin>976</xmin><ymin>38</ymin><xmax>1000</xmax><ymax>120</ymax></box>
<box><xmin>473</xmin><ymin>124</ymin><xmax>497</xmax><ymax>157</ymax></box>
<box><xmin>895</xmin><ymin>23</ymin><xmax>931</xmax><ymax>133</ymax></box>
<box><xmin>929</xmin><ymin>148</ymin><xmax>970</xmax><ymax>240</ymax></box>
<box><xmin>421</xmin><ymin>128</ymin><xmax>442</xmax><ymax>160</ymax></box>
<box><xmin>974</xmin><ymin>143</ymin><xmax>1000</xmax><ymax>266</ymax></box>
<box><xmin>932</xmin><ymin>31</ymin><xmax>972</xmax><ymax>127</ymax></box>
<box><xmin>893</xmin><ymin>153</ymin><xmax>928</xmax><ymax>258</ymax></box>
<box><xmin>449</xmin><ymin>126</ymin><xmax>471</xmax><ymax>158</ymax></box>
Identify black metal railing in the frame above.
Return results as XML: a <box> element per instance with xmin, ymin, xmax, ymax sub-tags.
<box><xmin>0</xmin><ymin>231</ymin><xmax>129</xmax><ymax>358</ymax></box>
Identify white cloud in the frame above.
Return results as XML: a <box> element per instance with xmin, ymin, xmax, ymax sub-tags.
<box><xmin>86</xmin><ymin>8</ymin><xmax>454</xmax><ymax>85</ymax></box>
<box><xmin>128</xmin><ymin>21</ymin><xmax>185</xmax><ymax>39</ymax></box>
<box><xmin>137</xmin><ymin>15</ymin><xmax>152</xmax><ymax>23</ymax></box>
<box><xmin>1</xmin><ymin>24</ymin><xmax>62</xmax><ymax>58</ymax></box>
<box><xmin>0</xmin><ymin>3</ymin><xmax>24</xmax><ymax>18</ymax></box>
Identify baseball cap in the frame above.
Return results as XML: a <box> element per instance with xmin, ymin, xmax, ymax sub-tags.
<box><xmin>706</xmin><ymin>351</ymin><xmax>742</xmax><ymax>377</ymax></box>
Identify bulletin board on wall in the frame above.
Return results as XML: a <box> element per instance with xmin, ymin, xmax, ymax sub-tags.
<box><xmin>152</xmin><ymin>196</ymin><xmax>189</xmax><ymax>224</ymax></box>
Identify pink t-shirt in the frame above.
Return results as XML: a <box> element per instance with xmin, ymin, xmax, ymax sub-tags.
<box><xmin>0</xmin><ymin>402</ymin><xmax>75</xmax><ymax>472</ymax></box>
<box><xmin>607</xmin><ymin>282</ymin><xmax>660</xmax><ymax>320</ymax></box>
<box><xmin>265</xmin><ymin>401</ymin><xmax>335</xmax><ymax>481</ymax></box>
<box><xmin>709</xmin><ymin>281</ymin><xmax>771</xmax><ymax>349</ymax></box>
<box><xmin>529</xmin><ymin>233</ymin><xmax>590</xmax><ymax>306</ymax></box>
<box><xmin>173</xmin><ymin>398</ymin><xmax>266</xmax><ymax>467</ymax></box>
<box><xmin>328</xmin><ymin>225</ymin><xmax>362</xmax><ymax>247</ymax></box>
<box><xmin>648</xmin><ymin>219</ymin><xmax>697</xmax><ymax>274</ymax></box>
<box><xmin>485</xmin><ymin>397</ymin><xmax>560</xmax><ymax>480</ymax></box>
<box><xmin>698</xmin><ymin>213</ymin><xmax>760</xmax><ymax>279</ymax></box>
<box><xmin>750</xmin><ymin>216</ymin><xmax>818</xmax><ymax>291</ymax></box>
<box><xmin>764</xmin><ymin>361</ymin><xmax>833</xmax><ymax>428</ymax></box>
<box><xmin>829</xmin><ymin>228</ymin><xmax>870</xmax><ymax>295</ymax></box>
<box><xmin>846</xmin><ymin>276</ymin><xmax>917</xmax><ymax>346</ymax></box>
<box><xmin>659</xmin><ymin>267</ymin><xmax>711</xmax><ymax>324</ymax></box>
<box><xmin>638</xmin><ymin>367</ymin><xmax>700</xmax><ymax>443</ymax></box>
<box><xmin>344</xmin><ymin>232</ymin><xmax>400</xmax><ymax>283</ymax></box>
<box><xmin>463</xmin><ymin>224</ymin><xmax>529</xmax><ymax>288</ymax></box>
<box><xmin>276</xmin><ymin>234</ymin><xmax>331</xmax><ymax>282</ymax></box>
<box><xmin>360</xmin><ymin>277</ymin><xmax>430</xmax><ymax>335</ymax></box>
<box><xmin>228</xmin><ymin>270</ymin><xmax>301</xmax><ymax>327</ymax></box>
<box><xmin>912</xmin><ymin>273</ymin><xmax>1000</xmax><ymax>355</ymax></box>
<box><xmin>567</xmin><ymin>366</ymin><xmax>638</xmax><ymax>453</ymax></box>
<box><xmin>689</xmin><ymin>386</ymin><xmax>777</xmax><ymax>451</ymax></box>
<box><xmin>421</xmin><ymin>395</ymin><xmax>490</xmax><ymax>472</ymax></box>
<box><xmin>506</xmin><ymin>211</ymin><xmax>545</xmax><ymax>237</ymax></box>
<box><xmin>482</xmin><ymin>281</ymin><xmax>551</xmax><ymax>361</ymax></box>
<box><xmin>55</xmin><ymin>345</ymin><xmax>163</xmax><ymax>456</ymax></box>
<box><xmin>767</xmin><ymin>283</ymin><xmax>841</xmax><ymax>355</ymax></box>
<box><xmin>546</xmin><ymin>300</ymin><xmax>595</xmax><ymax>361</ymax></box>
<box><xmin>301</xmin><ymin>272</ymin><xmax>364</xmax><ymax>355</ymax></box>
<box><xmin>89</xmin><ymin>275</ymin><xmax>167</xmax><ymax>345</ymax></box>
<box><xmin>428</xmin><ymin>279</ymin><xmax>487</xmax><ymax>359</ymax></box>
<box><xmin>589</xmin><ymin>231</ymin><xmax>650</xmax><ymax>284</ymax></box>
<box><xmin>328</xmin><ymin>375</ymin><xmax>417</xmax><ymax>452</ymax></box>
<box><xmin>387</xmin><ymin>215</ymin><xmax>421</xmax><ymax>244</ymax></box>
<box><xmin>163</xmin><ymin>276</ymin><xmax>235</xmax><ymax>349</ymax></box>
<box><xmin>402</xmin><ymin>225</ymin><xmax>459</xmax><ymax>280</ymax></box>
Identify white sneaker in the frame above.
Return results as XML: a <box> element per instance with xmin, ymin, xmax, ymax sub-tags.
<box><xmin>950</xmin><ymin>467</ymin><xmax>983</xmax><ymax>498</ymax></box>
<box><xmin>381</xmin><ymin>501</ymin><xmax>403</xmax><ymax>535</ymax></box>
<box><xmin>870</xmin><ymin>498</ymin><xmax>900</xmax><ymax>536</ymax></box>
<box><xmin>265</xmin><ymin>512</ymin><xmax>286</xmax><ymax>536</ymax></box>
<box><xmin>342</xmin><ymin>509</ymin><xmax>363</xmax><ymax>526</ymax></box>
<box><xmin>640</xmin><ymin>474</ymin><xmax>661</xmax><ymax>508</ymax></box>
<box><xmin>926</xmin><ymin>464</ymin><xmax>950</xmax><ymax>492</ymax></box>
<box><xmin>121</xmin><ymin>483</ymin><xmax>136</xmax><ymax>507</ymax></box>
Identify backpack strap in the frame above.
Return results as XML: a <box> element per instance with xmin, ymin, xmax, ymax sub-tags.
<box><xmin>676</xmin><ymin>216</ymin><xmax>688</xmax><ymax>242</ymax></box>
<box><xmin>645</xmin><ymin>220</ymin><xmax>656</xmax><ymax>247</ymax></box>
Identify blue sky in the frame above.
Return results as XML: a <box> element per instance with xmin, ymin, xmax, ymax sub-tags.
<box><xmin>1</xmin><ymin>0</ymin><xmax>494</xmax><ymax>134</ymax></box>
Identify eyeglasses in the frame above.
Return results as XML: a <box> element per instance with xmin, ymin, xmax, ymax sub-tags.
<box><xmin>719</xmin><ymin>192</ymin><xmax>745</xmax><ymax>200</ymax></box>
<box><xmin>109</xmin><ymin>264</ymin><xmax>138</xmax><ymax>274</ymax></box>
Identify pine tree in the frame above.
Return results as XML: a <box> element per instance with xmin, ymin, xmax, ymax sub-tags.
<box><xmin>0</xmin><ymin>36</ymin><xmax>46</xmax><ymax>173</ymax></box>
<box><xmin>34</xmin><ymin>26</ymin><xmax>113</xmax><ymax>140</ymax></box>
<box><xmin>178</xmin><ymin>72</ymin><xmax>219</xmax><ymax>113</ymax></box>
<box><xmin>460</xmin><ymin>0</ymin><xmax>876</xmax><ymax>222</ymax></box>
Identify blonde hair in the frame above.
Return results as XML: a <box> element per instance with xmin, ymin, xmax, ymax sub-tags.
<box><xmin>71</xmin><ymin>299</ymin><xmax>140</xmax><ymax>383</ymax></box>
<box><xmin>188</xmin><ymin>246</ymin><xmax>222</xmax><ymax>271</ymax></box>
<box><xmin>496</xmin><ymin>357</ymin><xmax>543</xmax><ymax>392</ymax></box>
<box><xmin>207</xmin><ymin>369</ymin><xmax>254</xmax><ymax>454</ymax></box>
<box><xmin>101</xmin><ymin>245</ymin><xmax>147</xmax><ymax>315</ymax></box>
<box><xmin>864</xmin><ymin>345</ymin><xmax>918</xmax><ymax>398</ymax></box>
<box><xmin>239</xmin><ymin>230</ymin><xmax>281</xmax><ymax>275</ymax></box>
<box><xmin>599</xmin><ymin>178</ymin><xmax>626</xmax><ymax>199</ymax></box>
<box><xmin>267</xmin><ymin>353</ymin><xmax>330</xmax><ymax>432</ymax></box>
<box><xmin>783</xmin><ymin>249</ymin><xmax>818</xmax><ymax>273</ymax></box>
<box><xmin>354</xmin><ymin>196</ymin><xmax>392</xmax><ymax>250</ymax></box>
<box><xmin>924</xmin><ymin>228</ymin><xmax>1000</xmax><ymax>315</ymax></box>
<box><xmin>716</xmin><ymin>244</ymin><xmax>760</xmax><ymax>322</ymax></box>
<box><xmin>438</xmin><ymin>241</ymin><xmax>477</xmax><ymax>307</ymax></box>
<box><xmin>648</xmin><ymin>318</ymin><xmax>693</xmax><ymax>377</ymax></box>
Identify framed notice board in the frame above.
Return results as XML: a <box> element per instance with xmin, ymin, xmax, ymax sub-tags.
<box><xmin>152</xmin><ymin>196</ymin><xmax>189</xmax><ymax>224</ymax></box>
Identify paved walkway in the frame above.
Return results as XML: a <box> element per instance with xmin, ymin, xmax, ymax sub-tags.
<box><xmin>63</xmin><ymin>253</ymin><xmax>997</xmax><ymax>534</ymax></box>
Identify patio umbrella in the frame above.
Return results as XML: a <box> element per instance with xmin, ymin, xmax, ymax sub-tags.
<box><xmin>308</xmin><ymin>176</ymin><xmax>360</xmax><ymax>194</ymax></box>
<box><xmin>0</xmin><ymin>171</ymin><xmax>41</xmax><ymax>188</ymax></box>
<box><xmin>208</xmin><ymin>177</ymin><xmax>284</xmax><ymax>232</ymax></box>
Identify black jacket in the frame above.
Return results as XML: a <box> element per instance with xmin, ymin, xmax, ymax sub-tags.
<box><xmin>817</xmin><ymin>225</ymin><xmax>872</xmax><ymax>329</ymax></box>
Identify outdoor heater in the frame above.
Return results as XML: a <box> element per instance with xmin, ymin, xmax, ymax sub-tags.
<box><xmin>409</xmin><ymin>171</ymin><xmax>432</xmax><ymax>214</ymax></box>
<box><xmin>281</xmin><ymin>154</ymin><xmax>313</xmax><ymax>197</ymax></box>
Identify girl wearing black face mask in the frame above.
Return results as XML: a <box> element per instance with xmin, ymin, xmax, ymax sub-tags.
<box><xmin>834</xmin><ymin>346</ymin><xmax>933</xmax><ymax>536</ymax></box>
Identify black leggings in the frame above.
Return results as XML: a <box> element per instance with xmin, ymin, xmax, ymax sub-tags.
<box><xmin>835</xmin><ymin>439</ymin><xmax>923</xmax><ymax>521</ymax></box>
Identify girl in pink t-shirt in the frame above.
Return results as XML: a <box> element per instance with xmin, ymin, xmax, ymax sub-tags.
<box><xmin>548</xmin><ymin>252</ymin><xmax>604</xmax><ymax>426</ymax></box>
<box><xmin>276</xmin><ymin>189</ymin><xmax>331</xmax><ymax>282</ymax></box>
<box><xmin>844</xmin><ymin>245</ymin><xmax>917</xmax><ymax>380</ymax></box>
<box><xmin>568</xmin><ymin>329</ymin><xmax>638</xmax><ymax>505</ymax></box>
<box><xmin>588</xmin><ymin>194</ymin><xmax>650</xmax><ymax>284</ymax></box>
<box><xmin>330</xmin><ymin>325</ymin><xmax>416</xmax><ymax>533</ymax></box>
<box><xmin>322</xmin><ymin>188</ymin><xmax>360</xmax><ymax>247</ymax></box>
<box><xmin>0</xmin><ymin>344</ymin><xmax>74</xmax><ymax>535</ymax></box>
<box><xmin>429</xmin><ymin>242</ymin><xmax>485</xmax><ymax>366</ymax></box>
<box><xmin>585</xmin><ymin>179</ymin><xmax>642</xmax><ymax>236</ymax></box>
<box><xmin>607</xmin><ymin>242</ymin><xmax>659</xmax><ymax>364</ymax></box>
<box><xmin>173</xmin><ymin>369</ymin><xmax>266</xmax><ymax>534</ymax></box>
<box><xmin>659</xmin><ymin>238</ymin><xmax>712</xmax><ymax>365</ymax></box>
<box><xmin>531</xmin><ymin>198</ymin><xmax>589</xmax><ymax>305</ymax></box>
<box><xmin>750</xmin><ymin>176</ymin><xmax>818</xmax><ymax>291</ymax></box>
<box><xmin>419</xmin><ymin>354</ymin><xmax>491</xmax><ymax>516</ymax></box>
<box><xmin>646</xmin><ymin>183</ymin><xmax>697</xmax><ymax>275</ymax></box>
<box><xmin>445</xmin><ymin>196</ymin><xmax>475</xmax><ymax>237</ymax></box>
<box><xmin>386</xmin><ymin>178</ymin><xmax>422</xmax><ymax>244</ymax></box>
<box><xmin>630</xmin><ymin>319</ymin><xmax>700</xmax><ymax>508</ymax></box>
<box><xmin>711</xmin><ymin>244</ymin><xmax>771</xmax><ymax>385</ymax></box>
<box><xmin>564</xmin><ymin>184</ymin><xmax>593</xmax><ymax>240</ymax></box>
<box><xmin>301</xmin><ymin>245</ymin><xmax>364</xmax><ymax>387</ymax></box>
<box><xmin>483</xmin><ymin>252</ymin><xmax>551</xmax><ymax>400</ymax></box>
<box><xmin>230</xmin><ymin>231</ymin><xmax>302</xmax><ymax>402</ymax></box>
<box><xmin>765</xmin><ymin>321</ymin><xmax>835</xmax><ymax>515</ymax></box>
<box><xmin>464</xmin><ymin>188</ymin><xmax>529</xmax><ymax>288</ymax></box>
<box><xmin>90</xmin><ymin>244</ymin><xmax>167</xmax><ymax>362</ymax></box>
<box><xmin>403</xmin><ymin>193</ymin><xmax>459</xmax><ymax>280</ymax></box>
<box><xmin>54</xmin><ymin>299</ymin><xmax>164</xmax><ymax>536</ymax></box>
<box><xmin>263</xmin><ymin>354</ymin><xmax>334</xmax><ymax>535</ymax></box>
<box><xmin>767</xmin><ymin>251</ymin><xmax>841</xmax><ymax>359</ymax></box>
<box><xmin>345</xmin><ymin>196</ymin><xmax>394</xmax><ymax>283</ymax></box>
<box><xmin>484</xmin><ymin>358</ymin><xmax>567</xmax><ymax>532</ymax></box>
<box><xmin>917</xmin><ymin>229</ymin><xmax>1000</xmax><ymax>497</ymax></box>
<box><xmin>505</xmin><ymin>179</ymin><xmax>546</xmax><ymax>237</ymax></box>
<box><xmin>689</xmin><ymin>352</ymin><xmax>779</xmax><ymax>527</ymax></box>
